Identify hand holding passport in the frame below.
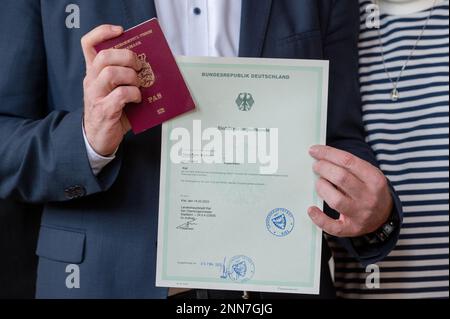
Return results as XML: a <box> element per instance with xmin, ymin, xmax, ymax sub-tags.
<box><xmin>94</xmin><ymin>19</ymin><xmax>195</xmax><ymax>134</ymax></box>
<box><xmin>82</xmin><ymin>20</ymin><xmax>195</xmax><ymax>156</ymax></box>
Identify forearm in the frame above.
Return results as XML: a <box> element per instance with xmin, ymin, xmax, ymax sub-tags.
<box><xmin>0</xmin><ymin>109</ymin><xmax>121</xmax><ymax>203</ymax></box>
<box><xmin>82</xmin><ymin>121</ymin><xmax>116</xmax><ymax>176</ymax></box>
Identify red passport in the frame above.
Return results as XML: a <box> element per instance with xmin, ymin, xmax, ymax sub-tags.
<box><xmin>95</xmin><ymin>19</ymin><xmax>195</xmax><ymax>134</ymax></box>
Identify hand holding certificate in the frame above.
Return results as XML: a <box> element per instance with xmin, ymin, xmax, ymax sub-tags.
<box><xmin>157</xmin><ymin>57</ymin><xmax>329</xmax><ymax>294</ymax></box>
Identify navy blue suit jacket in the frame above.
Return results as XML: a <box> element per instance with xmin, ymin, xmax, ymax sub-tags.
<box><xmin>0</xmin><ymin>0</ymin><xmax>402</xmax><ymax>298</ymax></box>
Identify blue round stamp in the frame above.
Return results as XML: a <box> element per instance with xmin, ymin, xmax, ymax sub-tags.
<box><xmin>227</xmin><ymin>255</ymin><xmax>255</xmax><ymax>283</ymax></box>
<box><xmin>266</xmin><ymin>208</ymin><xmax>295</xmax><ymax>237</ymax></box>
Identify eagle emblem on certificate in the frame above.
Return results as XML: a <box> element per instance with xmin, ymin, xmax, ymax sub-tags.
<box><xmin>236</xmin><ymin>93</ymin><xmax>254</xmax><ymax>111</ymax></box>
<box><xmin>137</xmin><ymin>53</ymin><xmax>155</xmax><ymax>88</ymax></box>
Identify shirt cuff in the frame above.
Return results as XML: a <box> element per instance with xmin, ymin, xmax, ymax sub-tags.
<box><xmin>82</xmin><ymin>123</ymin><xmax>116</xmax><ymax>176</ymax></box>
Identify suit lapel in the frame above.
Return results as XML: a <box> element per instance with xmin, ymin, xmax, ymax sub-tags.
<box><xmin>239</xmin><ymin>0</ymin><xmax>273</xmax><ymax>57</ymax></box>
<box><xmin>120</xmin><ymin>0</ymin><xmax>157</xmax><ymax>29</ymax></box>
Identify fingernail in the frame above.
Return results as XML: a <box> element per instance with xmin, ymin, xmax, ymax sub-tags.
<box><xmin>312</xmin><ymin>161</ymin><xmax>319</xmax><ymax>172</ymax></box>
<box><xmin>307</xmin><ymin>207</ymin><xmax>316</xmax><ymax>216</ymax></box>
<box><xmin>309</xmin><ymin>146</ymin><xmax>319</xmax><ymax>156</ymax></box>
<box><xmin>111</xmin><ymin>26</ymin><xmax>123</xmax><ymax>33</ymax></box>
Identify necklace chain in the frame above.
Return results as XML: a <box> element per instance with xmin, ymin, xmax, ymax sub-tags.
<box><xmin>375</xmin><ymin>0</ymin><xmax>438</xmax><ymax>101</ymax></box>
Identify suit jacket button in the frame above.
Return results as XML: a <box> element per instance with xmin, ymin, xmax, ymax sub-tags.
<box><xmin>74</xmin><ymin>186</ymin><xmax>86</xmax><ymax>197</ymax></box>
<box><xmin>65</xmin><ymin>185</ymin><xmax>86</xmax><ymax>199</ymax></box>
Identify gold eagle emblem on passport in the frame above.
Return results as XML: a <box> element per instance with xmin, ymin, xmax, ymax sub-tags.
<box><xmin>137</xmin><ymin>53</ymin><xmax>155</xmax><ymax>88</ymax></box>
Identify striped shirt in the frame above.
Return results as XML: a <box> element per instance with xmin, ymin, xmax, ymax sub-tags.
<box><xmin>329</xmin><ymin>0</ymin><xmax>449</xmax><ymax>299</ymax></box>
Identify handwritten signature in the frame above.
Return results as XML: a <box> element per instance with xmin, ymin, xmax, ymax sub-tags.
<box><xmin>220</xmin><ymin>257</ymin><xmax>228</xmax><ymax>279</ymax></box>
<box><xmin>176</xmin><ymin>218</ymin><xmax>197</xmax><ymax>230</ymax></box>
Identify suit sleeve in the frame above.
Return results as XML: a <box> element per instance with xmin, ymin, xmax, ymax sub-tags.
<box><xmin>321</xmin><ymin>0</ymin><xmax>403</xmax><ymax>265</ymax></box>
<box><xmin>0</xmin><ymin>0</ymin><xmax>121</xmax><ymax>203</ymax></box>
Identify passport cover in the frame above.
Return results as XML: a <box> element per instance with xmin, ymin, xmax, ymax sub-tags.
<box><xmin>95</xmin><ymin>18</ymin><xmax>195</xmax><ymax>134</ymax></box>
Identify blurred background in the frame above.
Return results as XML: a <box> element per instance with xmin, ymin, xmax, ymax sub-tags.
<box><xmin>0</xmin><ymin>200</ymin><xmax>41</xmax><ymax>299</ymax></box>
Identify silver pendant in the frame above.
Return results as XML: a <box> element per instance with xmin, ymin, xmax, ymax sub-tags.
<box><xmin>391</xmin><ymin>88</ymin><xmax>399</xmax><ymax>101</ymax></box>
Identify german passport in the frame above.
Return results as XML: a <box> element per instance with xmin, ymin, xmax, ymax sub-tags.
<box><xmin>95</xmin><ymin>19</ymin><xmax>195</xmax><ymax>134</ymax></box>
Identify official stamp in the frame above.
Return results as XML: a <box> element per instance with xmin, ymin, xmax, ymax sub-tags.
<box><xmin>266</xmin><ymin>208</ymin><xmax>295</xmax><ymax>237</ymax></box>
<box><xmin>227</xmin><ymin>255</ymin><xmax>255</xmax><ymax>282</ymax></box>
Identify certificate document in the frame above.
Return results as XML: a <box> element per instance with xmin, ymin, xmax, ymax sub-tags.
<box><xmin>156</xmin><ymin>56</ymin><xmax>329</xmax><ymax>295</ymax></box>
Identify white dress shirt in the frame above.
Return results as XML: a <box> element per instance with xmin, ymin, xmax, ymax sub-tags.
<box><xmin>156</xmin><ymin>0</ymin><xmax>241</xmax><ymax>56</ymax></box>
<box><xmin>84</xmin><ymin>0</ymin><xmax>242</xmax><ymax>175</ymax></box>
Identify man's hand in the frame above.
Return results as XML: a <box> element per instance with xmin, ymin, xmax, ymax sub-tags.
<box><xmin>82</xmin><ymin>25</ymin><xmax>143</xmax><ymax>156</ymax></box>
<box><xmin>308</xmin><ymin>145</ymin><xmax>393</xmax><ymax>238</ymax></box>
